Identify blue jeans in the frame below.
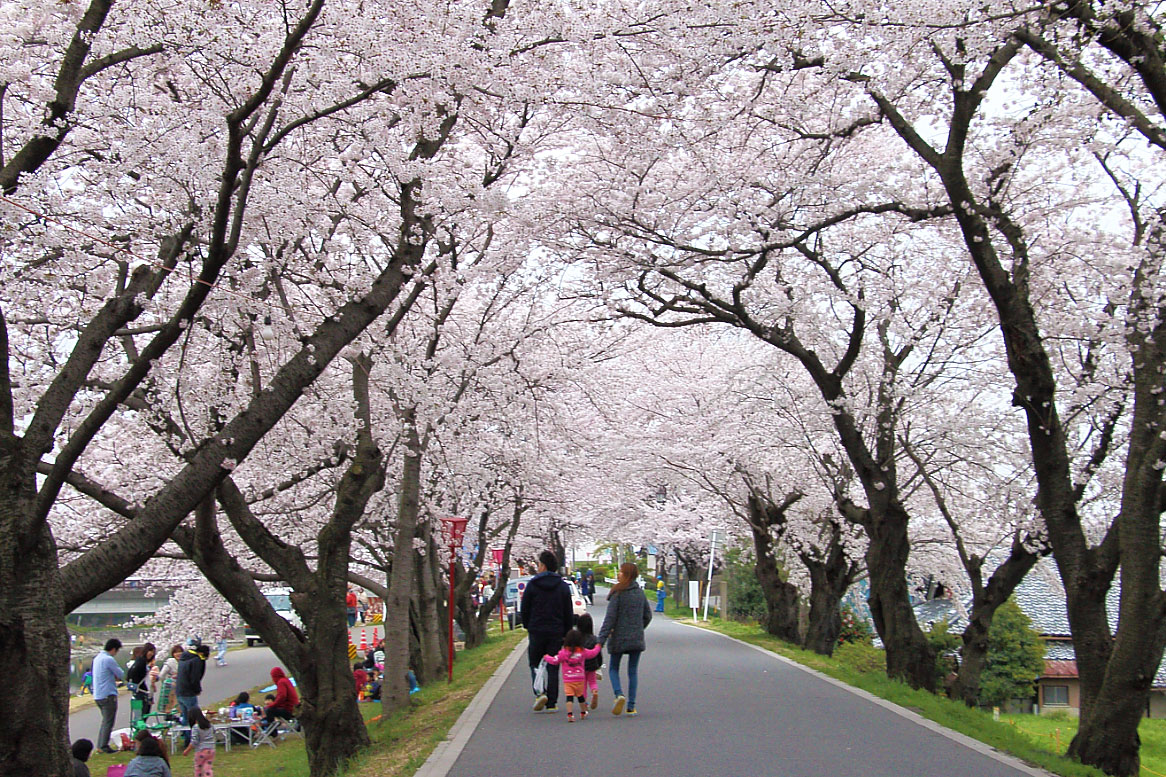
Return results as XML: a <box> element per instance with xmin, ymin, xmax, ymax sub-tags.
<box><xmin>177</xmin><ymin>695</ymin><xmax>198</xmax><ymax>745</ymax></box>
<box><xmin>609</xmin><ymin>650</ymin><xmax>641</xmax><ymax>709</ymax></box>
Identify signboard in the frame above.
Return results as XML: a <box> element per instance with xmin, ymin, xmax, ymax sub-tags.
<box><xmin>688</xmin><ymin>580</ymin><xmax>701</xmax><ymax>621</ymax></box>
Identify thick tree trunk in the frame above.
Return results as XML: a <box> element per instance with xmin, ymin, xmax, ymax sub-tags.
<box><xmin>746</xmin><ymin>495</ymin><xmax>802</xmax><ymax>644</ymax></box>
<box><xmin>296</xmin><ymin>602</ymin><xmax>371</xmax><ymax>776</ymax></box>
<box><xmin>865</xmin><ymin>508</ymin><xmax>936</xmax><ymax>691</ymax></box>
<box><xmin>0</xmin><ymin>470</ymin><xmax>71</xmax><ymax>777</ymax></box>
<box><xmin>1068</xmin><ymin>419</ymin><xmax>1166</xmax><ymax>775</ymax></box>
<box><xmin>801</xmin><ymin>554</ymin><xmax>855</xmax><ymax>657</ymax></box>
<box><xmin>411</xmin><ymin>526</ymin><xmax>447</xmax><ymax>684</ymax></box>
<box><xmin>382</xmin><ymin>437</ymin><xmax>421</xmax><ymax>713</ymax></box>
<box><xmin>950</xmin><ymin>545</ymin><xmax>1041</xmax><ymax>706</ymax></box>
<box><xmin>799</xmin><ymin>516</ymin><xmax>860</xmax><ymax>657</ymax></box>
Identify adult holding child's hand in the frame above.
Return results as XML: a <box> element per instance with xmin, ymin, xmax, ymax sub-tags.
<box><xmin>597</xmin><ymin>562</ymin><xmax>653</xmax><ymax>717</ymax></box>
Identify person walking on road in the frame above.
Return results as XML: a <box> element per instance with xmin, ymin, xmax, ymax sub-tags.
<box><xmin>93</xmin><ymin>638</ymin><xmax>124</xmax><ymax>753</ymax></box>
<box><xmin>522</xmin><ymin>549</ymin><xmax>574</xmax><ymax>713</ymax></box>
<box><xmin>543</xmin><ymin>627</ymin><xmax>602</xmax><ymax>722</ymax></box>
<box><xmin>175</xmin><ymin>643</ymin><xmax>209</xmax><ymax>746</ymax></box>
<box><xmin>576</xmin><ymin>612</ymin><xmax>604</xmax><ymax>710</ymax></box>
<box><xmin>598</xmin><ymin>562</ymin><xmax>653</xmax><ymax>717</ymax></box>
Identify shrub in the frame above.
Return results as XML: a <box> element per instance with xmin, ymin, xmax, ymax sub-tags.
<box><xmin>725</xmin><ymin>546</ymin><xmax>767</xmax><ymax>621</ymax></box>
<box><xmin>838</xmin><ymin>604</ymin><xmax>873</xmax><ymax>646</ymax></box>
<box><xmin>926</xmin><ymin>619</ymin><xmax>962</xmax><ymax>687</ymax></box>
<box><xmin>979</xmin><ymin>598</ymin><xmax>1044</xmax><ymax>708</ymax></box>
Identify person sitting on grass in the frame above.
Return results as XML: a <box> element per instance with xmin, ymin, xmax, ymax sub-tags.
<box><xmin>354</xmin><ymin>663</ymin><xmax>369</xmax><ymax>698</ymax></box>
<box><xmin>71</xmin><ymin>739</ymin><xmax>93</xmax><ymax>777</ymax></box>
<box><xmin>123</xmin><ymin>734</ymin><xmax>171</xmax><ymax>777</ymax></box>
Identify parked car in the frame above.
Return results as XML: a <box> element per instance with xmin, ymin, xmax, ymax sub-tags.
<box><xmin>245</xmin><ymin>587</ymin><xmax>302</xmax><ymax>647</ymax></box>
<box><xmin>504</xmin><ymin>575</ymin><xmax>587</xmax><ymax>629</ymax></box>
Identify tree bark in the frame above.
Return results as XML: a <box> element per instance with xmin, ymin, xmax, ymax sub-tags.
<box><xmin>949</xmin><ymin>542</ymin><xmax>1041</xmax><ymax>706</ymax></box>
<box><xmin>800</xmin><ymin>519</ymin><xmax>861</xmax><ymax>657</ymax></box>
<box><xmin>863</xmin><ymin>503</ymin><xmax>937</xmax><ymax>690</ymax></box>
<box><xmin>413</xmin><ymin>524</ymin><xmax>448</xmax><ymax>684</ymax></box>
<box><xmin>745</xmin><ymin>492</ymin><xmax>803</xmax><ymax>644</ymax></box>
<box><xmin>0</xmin><ymin>462</ymin><xmax>71</xmax><ymax>777</ymax></box>
<box><xmin>382</xmin><ymin>414</ymin><xmax>423</xmax><ymax>713</ymax></box>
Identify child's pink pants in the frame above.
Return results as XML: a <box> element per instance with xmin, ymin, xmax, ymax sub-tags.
<box><xmin>195</xmin><ymin>749</ymin><xmax>214</xmax><ymax>777</ymax></box>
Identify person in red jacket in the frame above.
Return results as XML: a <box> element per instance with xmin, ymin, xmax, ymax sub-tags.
<box><xmin>264</xmin><ymin>667</ymin><xmax>299</xmax><ymax>725</ymax></box>
<box><xmin>346</xmin><ymin>589</ymin><xmax>358</xmax><ymax>628</ymax></box>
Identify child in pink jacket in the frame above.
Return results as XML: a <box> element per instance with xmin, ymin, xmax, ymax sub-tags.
<box><xmin>544</xmin><ymin>627</ymin><xmax>602</xmax><ymax>722</ymax></box>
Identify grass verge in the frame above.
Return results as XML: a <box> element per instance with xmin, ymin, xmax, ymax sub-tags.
<box><xmin>661</xmin><ymin>599</ymin><xmax>1166</xmax><ymax>777</ymax></box>
<box><xmin>85</xmin><ymin>627</ymin><xmax>525</xmax><ymax>777</ymax></box>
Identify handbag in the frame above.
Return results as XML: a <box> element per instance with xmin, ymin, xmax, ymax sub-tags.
<box><xmin>532</xmin><ymin>657</ymin><xmax>548</xmax><ymax>695</ymax></box>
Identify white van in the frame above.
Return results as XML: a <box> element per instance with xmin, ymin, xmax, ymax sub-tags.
<box><xmin>244</xmin><ymin>587</ymin><xmax>303</xmax><ymax>647</ymax></box>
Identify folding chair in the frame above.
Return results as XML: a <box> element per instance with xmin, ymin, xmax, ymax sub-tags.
<box><xmin>250</xmin><ymin>713</ymin><xmax>301</xmax><ymax>747</ymax></box>
<box><xmin>128</xmin><ymin>693</ymin><xmax>173</xmax><ymax>738</ymax></box>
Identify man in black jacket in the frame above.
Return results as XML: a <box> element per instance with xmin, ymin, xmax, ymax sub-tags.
<box><xmin>521</xmin><ymin>549</ymin><xmax>574</xmax><ymax>712</ymax></box>
<box><xmin>175</xmin><ymin>643</ymin><xmax>210</xmax><ymax>745</ymax></box>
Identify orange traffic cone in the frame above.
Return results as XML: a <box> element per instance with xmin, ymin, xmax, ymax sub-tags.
<box><xmin>359</xmin><ymin>628</ymin><xmax>369</xmax><ymax>651</ymax></box>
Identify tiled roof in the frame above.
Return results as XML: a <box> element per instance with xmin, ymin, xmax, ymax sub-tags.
<box><xmin>1042</xmin><ymin>660</ymin><xmax>1078</xmax><ymax>678</ymax></box>
<box><xmin>913</xmin><ymin>598</ymin><xmax>965</xmax><ymax>632</ymax></box>
<box><xmin>909</xmin><ymin>561</ymin><xmax>1166</xmax><ymax>689</ymax></box>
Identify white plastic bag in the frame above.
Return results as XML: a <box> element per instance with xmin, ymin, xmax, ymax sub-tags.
<box><xmin>533</xmin><ymin>657</ymin><xmax>548</xmax><ymax>695</ymax></box>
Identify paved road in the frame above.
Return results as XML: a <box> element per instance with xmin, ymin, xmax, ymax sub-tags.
<box><xmin>444</xmin><ymin>592</ymin><xmax>1044</xmax><ymax>777</ymax></box>
<box><xmin>69</xmin><ymin>623</ymin><xmax>384</xmax><ymax>743</ymax></box>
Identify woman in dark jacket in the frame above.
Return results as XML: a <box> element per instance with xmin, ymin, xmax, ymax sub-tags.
<box><xmin>125</xmin><ymin>643</ymin><xmax>156</xmax><ymax>713</ymax></box>
<box><xmin>597</xmin><ymin>562</ymin><xmax>652</xmax><ymax>716</ymax></box>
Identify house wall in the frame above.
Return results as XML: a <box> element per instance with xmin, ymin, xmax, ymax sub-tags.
<box><xmin>1148</xmin><ymin>691</ymin><xmax>1166</xmax><ymax>719</ymax></box>
<box><xmin>1037</xmin><ymin>678</ymin><xmax>1079</xmax><ymax>715</ymax></box>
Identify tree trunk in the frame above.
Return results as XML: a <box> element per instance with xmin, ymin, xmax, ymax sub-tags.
<box><xmin>865</xmin><ymin>507</ymin><xmax>936</xmax><ymax>691</ymax></box>
<box><xmin>296</xmin><ymin>599</ymin><xmax>372</xmax><ymax>777</ymax></box>
<box><xmin>801</xmin><ymin>537</ymin><xmax>858</xmax><ymax>657</ymax></box>
<box><xmin>411</xmin><ymin>526</ymin><xmax>446</xmax><ymax>684</ymax></box>
<box><xmin>382</xmin><ymin>427</ymin><xmax>422</xmax><ymax>713</ymax></box>
<box><xmin>453</xmin><ymin>560</ymin><xmax>491</xmax><ymax>649</ymax></box>
<box><xmin>950</xmin><ymin>544</ymin><xmax>1041</xmax><ymax>706</ymax></box>
<box><xmin>0</xmin><ymin>469</ymin><xmax>71</xmax><ymax>777</ymax></box>
<box><xmin>745</xmin><ymin>492</ymin><xmax>802</xmax><ymax>643</ymax></box>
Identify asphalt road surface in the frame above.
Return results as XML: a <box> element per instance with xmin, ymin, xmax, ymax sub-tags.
<box><xmin>69</xmin><ymin>623</ymin><xmax>384</xmax><ymax>743</ymax></box>
<box><xmin>444</xmin><ymin>592</ymin><xmax>1045</xmax><ymax>777</ymax></box>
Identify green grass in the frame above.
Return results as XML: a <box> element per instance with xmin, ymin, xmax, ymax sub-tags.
<box><xmin>660</xmin><ymin>599</ymin><xmax>1116</xmax><ymax>777</ymax></box>
<box><xmin>85</xmin><ymin>625</ymin><xmax>526</xmax><ymax>777</ymax></box>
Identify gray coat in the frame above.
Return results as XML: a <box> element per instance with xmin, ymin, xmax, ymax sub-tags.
<box><xmin>598</xmin><ymin>583</ymin><xmax>652</xmax><ymax>654</ymax></box>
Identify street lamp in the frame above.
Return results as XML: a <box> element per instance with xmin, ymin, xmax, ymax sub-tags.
<box><xmin>439</xmin><ymin>515</ymin><xmax>469</xmax><ymax>682</ymax></box>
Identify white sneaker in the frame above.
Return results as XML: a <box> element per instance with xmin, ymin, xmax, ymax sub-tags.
<box><xmin>532</xmin><ymin>694</ymin><xmax>548</xmax><ymax>711</ymax></box>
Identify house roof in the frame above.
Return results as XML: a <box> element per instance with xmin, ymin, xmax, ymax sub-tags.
<box><xmin>909</xmin><ymin>561</ymin><xmax>1166</xmax><ymax>688</ymax></box>
<box><xmin>1042</xmin><ymin>660</ymin><xmax>1078</xmax><ymax>679</ymax></box>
